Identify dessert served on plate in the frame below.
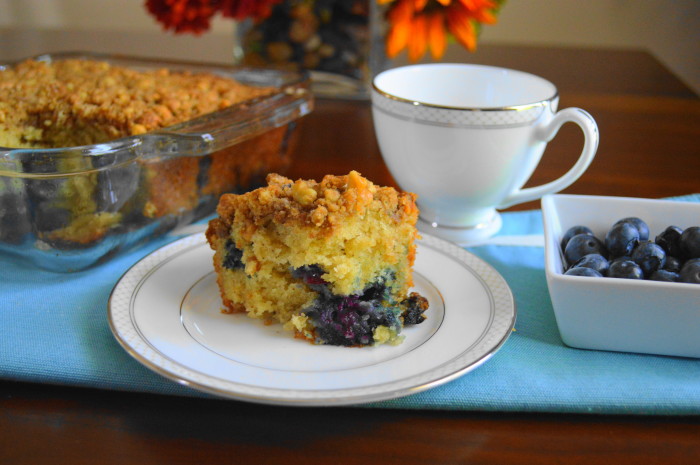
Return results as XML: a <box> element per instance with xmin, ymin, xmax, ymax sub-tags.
<box><xmin>205</xmin><ymin>171</ymin><xmax>429</xmax><ymax>347</ymax></box>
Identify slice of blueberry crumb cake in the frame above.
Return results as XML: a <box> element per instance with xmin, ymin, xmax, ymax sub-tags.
<box><xmin>205</xmin><ymin>170</ymin><xmax>429</xmax><ymax>347</ymax></box>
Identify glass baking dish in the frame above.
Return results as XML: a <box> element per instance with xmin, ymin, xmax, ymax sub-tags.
<box><xmin>0</xmin><ymin>52</ymin><xmax>313</xmax><ymax>271</ymax></box>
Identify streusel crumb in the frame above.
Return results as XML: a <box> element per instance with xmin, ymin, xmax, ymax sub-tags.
<box><xmin>0</xmin><ymin>58</ymin><xmax>273</xmax><ymax>148</ymax></box>
<box><xmin>213</xmin><ymin>171</ymin><xmax>419</xmax><ymax>238</ymax></box>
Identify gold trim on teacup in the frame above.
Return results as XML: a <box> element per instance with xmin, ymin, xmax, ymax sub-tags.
<box><xmin>371</xmin><ymin>82</ymin><xmax>559</xmax><ymax>113</ymax></box>
<box><xmin>371</xmin><ymin>88</ymin><xmax>551</xmax><ymax>128</ymax></box>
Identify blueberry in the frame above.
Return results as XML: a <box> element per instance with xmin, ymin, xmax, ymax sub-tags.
<box><xmin>662</xmin><ymin>256</ymin><xmax>683</xmax><ymax>273</ymax></box>
<box><xmin>607</xmin><ymin>260</ymin><xmax>644</xmax><ymax>280</ymax></box>
<box><xmin>291</xmin><ymin>264</ymin><xmax>330</xmax><ymax>296</ymax></box>
<box><xmin>401</xmin><ymin>292</ymin><xmax>429</xmax><ymax>325</ymax></box>
<box><xmin>561</xmin><ymin>225</ymin><xmax>594</xmax><ymax>251</ymax></box>
<box><xmin>292</xmin><ymin>264</ymin><xmax>327</xmax><ymax>285</ymax></box>
<box><xmin>680</xmin><ymin>226</ymin><xmax>700</xmax><ymax>259</ymax></box>
<box><xmin>222</xmin><ymin>240</ymin><xmax>244</xmax><ymax>270</ymax></box>
<box><xmin>360</xmin><ymin>282</ymin><xmax>385</xmax><ymax>301</ymax></box>
<box><xmin>564</xmin><ymin>233</ymin><xmax>606</xmax><ymax>266</ymax></box>
<box><xmin>614</xmin><ymin>217</ymin><xmax>650</xmax><ymax>241</ymax></box>
<box><xmin>33</xmin><ymin>201</ymin><xmax>71</xmax><ymax>231</ymax></box>
<box><xmin>649</xmin><ymin>269</ymin><xmax>680</xmax><ymax>282</ymax></box>
<box><xmin>610</xmin><ymin>255</ymin><xmax>632</xmax><ymax>266</ymax></box>
<box><xmin>361</xmin><ymin>274</ymin><xmax>390</xmax><ymax>301</ymax></box>
<box><xmin>571</xmin><ymin>253</ymin><xmax>609</xmax><ymax>275</ymax></box>
<box><xmin>605</xmin><ymin>221</ymin><xmax>640</xmax><ymax>258</ymax></box>
<box><xmin>631</xmin><ymin>241</ymin><xmax>666</xmax><ymax>276</ymax></box>
<box><xmin>679</xmin><ymin>258</ymin><xmax>700</xmax><ymax>284</ymax></box>
<box><xmin>0</xmin><ymin>179</ymin><xmax>30</xmax><ymax>244</ymax></box>
<box><xmin>564</xmin><ymin>267</ymin><xmax>603</xmax><ymax>277</ymax></box>
<box><xmin>24</xmin><ymin>176</ymin><xmax>71</xmax><ymax>233</ymax></box>
<box><xmin>655</xmin><ymin>225</ymin><xmax>684</xmax><ymax>258</ymax></box>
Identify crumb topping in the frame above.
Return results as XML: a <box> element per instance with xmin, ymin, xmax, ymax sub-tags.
<box><xmin>213</xmin><ymin>171</ymin><xmax>419</xmax><ymax>236</ymax></box>
<box><xmin>0</xmin><ymin>58</ymin><xmax>273</xmax><ymax>148</ymax></box>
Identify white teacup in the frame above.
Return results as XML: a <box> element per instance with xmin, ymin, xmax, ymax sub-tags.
<box><xmin>371</xmin><ymin>63</ymin><xmax>599</xmax><ymax>244</ymax></box>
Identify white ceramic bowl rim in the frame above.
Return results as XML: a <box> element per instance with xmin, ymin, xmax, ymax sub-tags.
<box><xmin>372</xmin><ymin>63</ymin><xmax>559</xmax><ymax>111</ymax></box>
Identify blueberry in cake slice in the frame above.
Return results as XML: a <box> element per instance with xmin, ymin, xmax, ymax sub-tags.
<box><xmin>205</xmin><ymin>171</ymin><xmax>429</xmax><ymax>346</ymax></box>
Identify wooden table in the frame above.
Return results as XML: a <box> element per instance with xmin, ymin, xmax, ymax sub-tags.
<box><xmin>2</xmin><ymin>30</ymin><xmax>700</xmax><ymax>464</ymax></box>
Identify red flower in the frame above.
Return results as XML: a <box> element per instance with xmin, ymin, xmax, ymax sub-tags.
<box><xmin>145</xmin><ymin>0</ymin><xmax>220</xmax><ymax>34</ymax></box>
<box><xmin>220</xmin><ymin>0</ymin><xmax>284</xmax><ymax>22</ymax></box>
<box><xmin>146</xmin><ymin>0</ymin><xmax>282</xmax><ymax>34</ymax></box>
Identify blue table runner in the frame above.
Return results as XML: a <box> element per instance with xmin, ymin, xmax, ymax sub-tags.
<box><xmin>1</xmin><ymin>196</ymin><xmax>699</xmax><ymax>414</ymax></box>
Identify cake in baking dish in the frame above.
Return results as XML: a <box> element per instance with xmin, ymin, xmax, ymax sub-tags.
<box><xmin>205</xmin><ymin>171</ymin><xmax>429</xmax><ymax>347</ymax></box>
<box><xmin>0</xmin><ymin>58</ymin><xmax>273</xmax><ymax>148</ymax></box>
<box><xmin>0</xmin><ymin>57</ymin><xmax>286</xmax><ymax>246</ymax></box>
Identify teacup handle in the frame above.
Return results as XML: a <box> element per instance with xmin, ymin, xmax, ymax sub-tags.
<box><xmin>497</xmin><ymin>108</ymin><xmax>599</xmax><ymax>209</ymax></box>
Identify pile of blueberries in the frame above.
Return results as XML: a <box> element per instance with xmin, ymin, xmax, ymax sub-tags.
<box><xmin>561</xmin><ymin>218</ymin><xmax>700</xmax><ymax>284</ymax></box>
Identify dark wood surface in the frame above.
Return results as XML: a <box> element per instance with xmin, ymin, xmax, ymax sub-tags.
<box><xmin>3</xmin><ymin>381</ymin><xmax>700</xmax><ymax>465</ymax></box>
<box><xmin>2</xmin><ymin>30</ymin><xmax>700</xmax><ymax>464</ymax></box>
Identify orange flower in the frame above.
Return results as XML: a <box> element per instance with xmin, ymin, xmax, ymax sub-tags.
<box><xmin>385</xmin><ymin>0</ymin><xmax>413</xmax><ymax>57</ymax></box>
<box><xmin>382</xmin><ymin>0</ymin><xmax>503</xmax><ymax>61</ymax></box>
<box><xmin>427</xmin><ymin>12</ymin><xmax>447</xmax><ymax>59</ymax></box>
<box><xmin>408</xmin><ymin>14</ymin><xmax>429</xmax><ymax>62</ymax></box>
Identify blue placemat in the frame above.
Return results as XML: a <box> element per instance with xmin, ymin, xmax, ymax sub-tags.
<box><xmin>1</xmin><ymin>196</ymin><xmax>699</xmax><ymax>414</ymax></box>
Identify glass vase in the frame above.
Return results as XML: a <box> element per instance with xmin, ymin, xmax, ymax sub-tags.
<box><xmin>234</xmin><ymin>0</ymin><xmax>379</xmax><ymax>99</ymax></box>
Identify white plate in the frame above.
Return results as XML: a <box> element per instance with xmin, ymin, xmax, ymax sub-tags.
<box><xmin>108</xmin><ymin>233</ymin><xmax>516</xmax><ymax>406</ymax></box>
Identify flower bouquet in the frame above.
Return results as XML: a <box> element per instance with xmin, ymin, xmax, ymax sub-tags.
<box><xmin>145</xmin><ymin>0</ymin><xmax>505</xmax><ymax>89</ymax></box>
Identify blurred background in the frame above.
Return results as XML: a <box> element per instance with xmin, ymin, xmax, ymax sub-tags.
<box><xmin>1</xmin><ymin>0</ymin><xmax>698</xmax><ymax>94</ymax></box>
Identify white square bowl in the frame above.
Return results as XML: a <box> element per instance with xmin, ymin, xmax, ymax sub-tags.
<box><xmin>541</xmin><ymin>194</ymin><xmax>700</xmax><ymax>358</ymax></box>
